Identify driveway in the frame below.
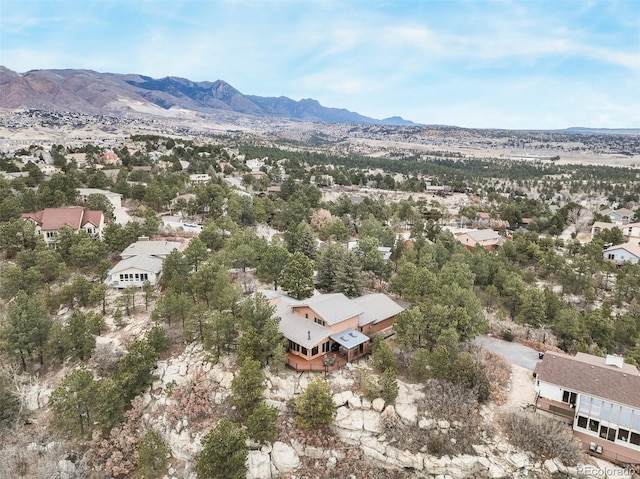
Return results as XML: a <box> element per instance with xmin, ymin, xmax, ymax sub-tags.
<box><xmin>472</xmin><ymin>335</ymin><xmax>542</xmax><ymax>371</ymax></box>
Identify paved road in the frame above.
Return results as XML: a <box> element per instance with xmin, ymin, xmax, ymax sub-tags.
<box><xmin>472</xmin><ymin>335</ymin><xmax>543</xmax><ymax>371</ymax></box>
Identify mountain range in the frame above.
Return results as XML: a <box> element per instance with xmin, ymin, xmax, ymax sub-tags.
<box><xmin>0</xmin><ymin>67</ymin><xmax>417</xmax><ymax>126</ymax></box>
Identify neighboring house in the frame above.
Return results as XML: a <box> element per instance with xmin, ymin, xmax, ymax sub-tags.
<box><xmin>602</xmin><ymin>208</ymin><xmax>634</xmax><ymax>225</ymax></box>
<box><xmin>622</xmin><ymin>222</ymin><xmax>640</xmax><ymax>242</ymax></box>
<box><xmin>120</xmin><ymin>240</ymin><xmax>180</xmax><ymax>260</ymax></box>
<box><xmin>99</xmin><ymin>152</ymin><xmax>121</xmax><ymax>166</ymax></box>
<box><xmin>591</xmin><ymin>221</ymin><xmax>621</xmax><ymax>239</ymax></box>
<box><xmin>105</xmin><ymin>255</ymin><xmax>164</xmax><ymax>288</ymax></box>
<box><xmin>21</xmin><ymin>207</ymin><xmax>106</xmax><ymax>244</ymax></box>
<box><xmin>268</xmin><ymin>291</ymin><xmax>404</xmax><ymax>371</ymax></box>
<box><xmin>534</xmin><ymin>352</ymin><xmax>640</xmax><ymax>464</ymax></box>
<box><xmin>37</xmin><ymin>164</ymin><xmax>61</xmax><ymax>175</ymax></box>
<box><xmin>189</xmin><ymin>174</ymin><xmax>211</xmax><ymax>186</ymax></box>
<box><xmin>456</xmin><ymin>229</ymin><xmax>504</xmax><ymax>251</ymax></box>
<box><xmin>603</xmin><ymin>242</ymin><xmax>640</xmax><ymax>265</ymax></box>
<box><xmin>77</xmin><ymin>188</ymin><xmax>123</xmax><ymax>209</ymax></box>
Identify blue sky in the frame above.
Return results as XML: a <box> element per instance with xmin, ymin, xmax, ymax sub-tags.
<box><xmin>1</xmin><ymin>0</ymin><xmax>639</xmax><ymax>129</ymax></box>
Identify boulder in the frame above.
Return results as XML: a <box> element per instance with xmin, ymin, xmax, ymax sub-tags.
<box><xmin>543</xmin><ymin>459</ymin><xmax>558</xmax><ymax>475</ymax></box>
<box><xmin>394</xmin><ymin>402</ymin><xmax>418</xmax><ymax>425</ymax></box>
<box><xmin>247</xmin><ymin>450</ymin><xmax>272</xmax><ymax>479</ymax></box>
<box><xmin>362</xmin><ymin>410</ymin><xmax>383</xmax><ymax>433</ymax></box>
<box><xmin>335</xmin><ymin>406</ymin><xmax>364</xmax><ymax>430</ymax></box>
<box><xmin>333</xmin><ymin>390</ymin><xmax>354</xmax><ymax>407</ymax></box>
<box><xmin>437</xmin><ymin>419</ymin><xmax>450</xmax><ymax>430</ymax></box>
<box><xmin>371</xmin><ymin>398</ymin><xmax>385</xmax><ymax>412</ymax></box>
<box><xmin>271</xmin><ymin>441</ymin><xmax>300</xmax><ymax>473</ymax></box>
<box><xmin>347</xmin><ymin>395</ymin><xmax>362</xmax><ymax>409</ymax></box>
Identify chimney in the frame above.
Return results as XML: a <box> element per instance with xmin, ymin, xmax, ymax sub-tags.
<box><xmin>308</xmin><ymin>331</ymin><xmax>311</xmax><ymax>341</ymax></box>
<box><xmin>605</xmin><ymin>355</ymin><xmax>624</xmax><ymax>368</ymax></box>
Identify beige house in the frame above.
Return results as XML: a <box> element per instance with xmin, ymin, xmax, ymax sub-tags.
<box><xmin>456</xmin><ymin>229</ymin><xmax>504</xmax><ymax>251</ymax></box>
<box><xmin>22</xmin><ymin>207</ymin><xmax>106</xmax><ymax>244</ymax></box>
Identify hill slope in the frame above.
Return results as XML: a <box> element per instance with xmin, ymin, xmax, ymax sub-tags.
<box><xmin>0</xmin><ymin>67</ymin><xmax>417</xmax><ymax>126</ymax></box>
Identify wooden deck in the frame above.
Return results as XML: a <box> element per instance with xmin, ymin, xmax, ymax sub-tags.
<box><xmin>535</xmin><ymin>397</ymin><xmax>575</xmax><ymax>423</ymax></box>
<box><xmin>573</xmin><ymin>430</ymin><xmax>640</xmax><ymax>466</ymax></box>
<box><xmin>285</xmin><ymin>350</ymin><xmax>368</xmax><ymax>372</ymax></box>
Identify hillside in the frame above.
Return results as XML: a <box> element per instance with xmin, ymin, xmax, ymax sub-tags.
<box><xmin>0</xmin><ymin>67</ymin><xmax>417</xmax><ymax>126</ymax></box>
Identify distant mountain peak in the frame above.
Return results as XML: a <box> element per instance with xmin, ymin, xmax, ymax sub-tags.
<box><xmin>0</xmin><ymin>67</ymin><xmax>419</xmax><ymax>126</ymax></box>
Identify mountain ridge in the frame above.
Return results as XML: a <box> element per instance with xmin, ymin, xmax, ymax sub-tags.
<box><xmin>0</xmin><ymin>67</ymin><xmax>418</xmax><ymax>126</ymax></box>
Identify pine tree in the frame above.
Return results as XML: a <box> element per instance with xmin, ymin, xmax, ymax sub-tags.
<box><xmin>197</xmin><ymin>419</ymin><xmax>248</xmax><ymax>479</ymax></box>
<box><xmin>295</xmin><ymin>378</ymin><xmax>335</xmax><ymax>429</ymax></box>
<box><xmin>281</xmin><ymin>252</ymin><xmax>315</xmax><ymax>300</ymax></box>
<box><xmin>231</xmin><ymin>357</ymin><xmax>265</xmax><ymax>420</ymax></box>
<box><xmin>333</xmin><ymin>249</ymin><xmax>364</xmax><ymax>298</ymax></box>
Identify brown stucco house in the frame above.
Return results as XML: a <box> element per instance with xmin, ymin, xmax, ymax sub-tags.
<box><xmin>264</xmin><ymin>291</ymin><xmax>405</xmax><ymax>371</ymax></box>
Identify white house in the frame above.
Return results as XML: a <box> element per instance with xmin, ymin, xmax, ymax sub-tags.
<box><xmin>105</xmin><ymin>255</ymin><xmax>164</xmax><ymax>288</ymax></box>
<box><xmin>534</xmin><ymin>352</ymin><xmax>640</xmax><ymax>464</ymax></box>
<box><xmin>189</xmin><ymin>174</ymin><xmax>211</xmax><ymax>186</ymax></box>
<box><xmin>77</xmin><ymin>188</ymin><xmax>123</xmax><ymax>210</ymax></box>
<box><xmin>603</xmin><ymin>242</ymin><xmax>640</xmax><ymax>265</ymax></box>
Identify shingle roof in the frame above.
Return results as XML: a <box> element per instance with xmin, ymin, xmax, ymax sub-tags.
<box><xmin>464</xmin><ymin>229</ymin><xmax>501</xmax><ymax>242</ymax></box>
<box><xmin>120</xmin><ymin>240</ymin><xmax>180</xmax><ymax>259</ymax></box>
<box><xmin>604</xmin><ymin>241</ymin><xmax>640</xmax><ymax>259</ymax></box>
<box><xmin>534</xmin><ymin>352</ymin><xmax>640</xmax><ymax>409</ymax></box>
<box><xmin>353</xmin><ymin>293</ymin><xmax>405</xmax><ymax>326</ymax></box>
<box><xmin>21</xmin><ymin>208</ymin><xmax>103</xmax><ymax>231</ymax></box>
<box><xmin>108</xmin><ymin>254</ymin><xmax>164</xmax><ymax>275</ymax></box>
<box><xmin>294</xmin><ymin>293</ymin><xmax>364</xmax><ymax>325</ymax></box>
<box><xmin>272</xmin><ymin>294</ymin><xmax>332</xmax><ymax>348</ymax></box>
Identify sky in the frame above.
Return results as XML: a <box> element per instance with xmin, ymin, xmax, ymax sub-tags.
<box><xmin>1</xmin><ymin>0</ymin><xmax>639</xmax><ymax>130</ymax></box>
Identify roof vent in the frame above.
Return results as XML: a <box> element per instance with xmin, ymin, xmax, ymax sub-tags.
<box><xmin>308</xmin><ymin>331</ymin><xmax>311</xmax><ymax>341</ymax></box>
<box><xmin>606</xmin><ymin>355</ymin><xmax>624</xmax><ymax>368</ymax></box>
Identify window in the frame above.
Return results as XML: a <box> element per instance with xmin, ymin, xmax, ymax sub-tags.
<box><xmin>578</xmin><ymin>396</ymin><xmax>591</xmax><ymax>414</ymax></box>
<box><xmin>322</xmin><ymin>341</ymin><xmax>330</xmax><ymax>353</ymax></box>
<box><xmin>301</xmin><ymin>347</ymin><xmax>308</xmax><ymax>356</ymax></box>
<box><xmin>589</xmin><ymin>419</ymin><xmax>600</xmax><ymax>432</ymax></box>
<box><xmin>311</xmin><ymin>346</ymin><xmax>318</xmax><ymax>356</ymax></box>
<box><xmin>600</xmin><ymin>426</ymin><xmax>616</xmax><ymax>442</ymax></box>
<box><xmin>305</xmin><ymin>313</ymin><xmax>308</xmax><ymax>319</ymax></box>
<box><xmin>620</xmin><ymin>407</ymin><xmax>633</xmax><ymax>428</ymax></box>
<box><xmin>288</xmin><ymin>341</ymin><xmax>299</xmax><ymax>352</ymax></box>
<box><xmin>608</xmin><ymin>254</ymin><xmax>615</xmax><ymax>260</ymax></box>
<box><xmin>46</xmin><ymin>231</ymin><xmax>56</xmax><ymax>238</ymax></box>
<box><xmin>633</xmin><ymin>411</ymin><xmax>640</xmax><ymax>432</ymax></box>
<box><xmin>618</xmin><ymin>429</ymin><xmax>629</xmax><ymax>442</ymax></box>
<box><xmin>562</xmin><ymin>391</ymin><xmax>577</xmax><ymax>405</ymax></box>
<box><xmin>577</xmin><ymin>416</ymin><xmax>588</xmax><ymax>429</ymax></box>
<box><xmin>591</xmin><ymin>399</ymin><xmax>602</xmax><ymax>418</ymax></box>
<box><xmin>631</xmin><ymin>432</ymin><xmax>640</xmax><ymax>447</ymax></box>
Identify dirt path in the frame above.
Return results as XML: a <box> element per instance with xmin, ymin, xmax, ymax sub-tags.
<box><xmin>501</xmin><ymin>363</ymin><xmax>536</xmax><ymax>412</ymax></box>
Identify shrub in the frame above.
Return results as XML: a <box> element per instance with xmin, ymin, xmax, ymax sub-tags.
<box><xmin>501</xmin><ymin>411</ymin><xmax>582</xmax><ymax>465</ymax></box>
<box><xmin>295</xmin><ymin>378</ymin><xmax>335</xmax><ymax>429</ymax></box>
<box><xmin>197</xmin><ymin>419</ymin><xmax>248</xmax><ymax>479</ymax></box>
<box><xmin>501</xmin><ymin>329</ymin><xmax>515</xmax><ymax>342</ymax></box>
<box><xmin>246</xmin><ymin>402</ymin><xmax>278</xmax><ymax>444</ymax></box>
<box><xmin>137</xmin><ymin>430</ymin><xmax>170</xmax><ymax>479</ymax></box>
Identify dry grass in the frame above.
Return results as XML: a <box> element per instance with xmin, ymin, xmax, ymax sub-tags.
<box><xmin>500</xmin><ymin>411</ymin><xmax>583</xmax><ymax>465</ymax></box>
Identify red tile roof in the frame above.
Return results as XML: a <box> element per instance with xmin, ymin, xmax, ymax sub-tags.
<box><xmin>22</xmin><ymin>208</ymin><xmax>103</xmax><ymax>231</ymax></box>
<box><xmin>535</xmin><ymin>352</ymin><xmax>640</xmax><ymax>409</ymax></box>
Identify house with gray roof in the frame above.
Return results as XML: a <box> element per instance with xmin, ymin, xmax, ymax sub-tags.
<box><xmin>534</xmin><ymin>351</ymin><xmax>640</xmax><ymax>464</ymax></box>
<box><xmin>120</xmin><ymin>240</ymin><xmax>180</xmax><ymax>259</ymax></box>
<box><xmin>266</xmin><ymin>290</ymin><xmax>404</xmax><ymax>371</ymax></box>
<box><xmin>603</xmin><ymin>242</ymin><xmax>640</xmax><ymax>265</ymax></box>
<box><xmin>105</xmin><ymin>255</ymin><xmax>164</xmax><ymax>288</ymax></box>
